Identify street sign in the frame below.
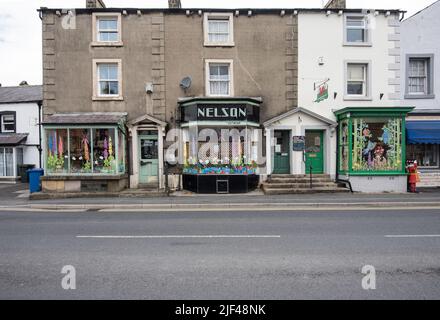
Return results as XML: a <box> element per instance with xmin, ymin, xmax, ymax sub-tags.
<box><xmin>292</xmin><ymin>136</ymin><xmax>306</xmax><ymax>151</ymax></box>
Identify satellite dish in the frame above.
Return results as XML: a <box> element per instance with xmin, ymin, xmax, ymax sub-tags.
<box><xmin>180</xmin><ymin>76</ymin><xmax>192</xmax><ymax>90</ymax></box>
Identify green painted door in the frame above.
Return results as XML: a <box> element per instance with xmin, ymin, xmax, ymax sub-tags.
<box><xmin>138</xmin><ymin>134</ymin><xmax>159</xmax><ymax>184</ymax></box>
<box><xmin>273</xmin><ymin>130</ymin><xmax>290</xmax><ymax>174</ymax></box>
<box><xmin>305</xmin><ymin>131</ymin><xmax>324</xmax><ymax>174</ymax></box>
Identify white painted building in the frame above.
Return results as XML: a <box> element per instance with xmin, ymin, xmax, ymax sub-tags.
<box><xmin>264</xmin><ymin>6</ymin><xmax>411</xmax><ymax>193</ymax></box>
<box><xmin>0</xmin><ymin>85</ymin><xmax>42</xmax><ymax>182</ymax></box>
<box><xmin>401</xmin><ymin>0</ymin><xmax>440</xmax><ymax>187</ymax></box>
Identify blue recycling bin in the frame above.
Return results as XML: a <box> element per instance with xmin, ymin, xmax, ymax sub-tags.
<box><xmin>28</xmin><ymin>169</ymin><xmax>44</xmax><ymax>193</ymax></box>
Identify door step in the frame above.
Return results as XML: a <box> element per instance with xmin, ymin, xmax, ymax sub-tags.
<box><xmin>262</xmin><ymin>174</ymin><xmax>349</xmax><ymax>194</ymax></box>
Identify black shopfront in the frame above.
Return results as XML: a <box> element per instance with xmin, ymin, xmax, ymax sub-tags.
<box><xmin>179</xmin><ymin>97</ymin><xmax>262</xmax><ymax>194</ymax></box>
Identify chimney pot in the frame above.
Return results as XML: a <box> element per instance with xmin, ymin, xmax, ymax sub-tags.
<box><xmin>168</xmin><ymin>0</ymin><xmax>182</xmax><ymax>9</ymax></box>
<box><xmin>86</xmin><ymin>0</ymin><xmax>106</xmax><ymax>9</ymax></box>
<box><xmin>324</xmin><ymin>0</ymin><xmax>346</xmax><ymax>9</ymax></box>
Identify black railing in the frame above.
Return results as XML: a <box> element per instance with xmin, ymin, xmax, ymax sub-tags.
<box><xmin>309</xmin><ymin>165</ymin><xmax>313</xmax><ymax>189</ymax></box>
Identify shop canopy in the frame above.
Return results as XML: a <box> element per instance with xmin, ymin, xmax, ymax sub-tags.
<box><xmin>406</xmin><ymin>121</ymin><xmax>440</xmax><ymax>144</ymax></box>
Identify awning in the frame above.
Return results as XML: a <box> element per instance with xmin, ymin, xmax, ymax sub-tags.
<box><xmin>406</xmin><ymin>121</ymin><xmax>440</xmax><ymax>144</ymax></box>
<box><xmin>0</xmin><ymin>133</ymin><xmax>28</xmax><ymax>146</ymax></box>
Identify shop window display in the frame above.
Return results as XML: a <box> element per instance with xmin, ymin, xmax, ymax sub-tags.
<box><xmin>351</xmin><ymin>118</ymin><xmax>403</xmax><ymax>172</ymax></box>
<box><xmin>93</xmin><ymin>128</ymin><xmax>116</xmax><ymax>174</ymax></box>
<box><xmin>69</xmin><ymin>129</ymin><xmax>91</xmax><ymax>173</ymax></box>
<box><xmin>46</xmin><ymin>129</ymin><xmax>69</xmax><ymax>174</ymax></box>
<box><xmin>339</xmin><ymin>119</ymin><xmax>349</xmax><ymax>172</ymax></box>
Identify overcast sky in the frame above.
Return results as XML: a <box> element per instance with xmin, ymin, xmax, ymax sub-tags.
<box><xmin>0</xmin><ymin>0</ymin><xmax>437</xmax><ymax>86</ymax></box>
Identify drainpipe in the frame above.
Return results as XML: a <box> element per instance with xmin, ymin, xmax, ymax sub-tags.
<box><xmin>38</xmin><ymin>101</ymin><xmax>42</xmax><ymax>168</ymax></box>
<box><xmin>125</xmin><ymin>124</ymin><xmax>131</xmax><ymax>188</ymax></box>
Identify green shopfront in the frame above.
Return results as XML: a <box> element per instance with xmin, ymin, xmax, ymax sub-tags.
<box><xmin>335</xmin><ymin>107</ymin><xmax>414</xmax><ymax>193</ymax></box>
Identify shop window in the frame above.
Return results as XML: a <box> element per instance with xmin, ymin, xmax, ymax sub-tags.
<box><xmin>0</xmin><ymin>148</ymin><xmax>15</xmax><ymax>176</ymax></box>
<box><xmin>405</xmin><ymin>55</ymin><xmax>434</xmax><ymax>99</ymax></box>
<box><xmin>351</xmin><ymin>118</ymin><xmax>403</xmax><ymax>172</ymax></box>
<box><xmin>93</xmin><ymin>128</ymin><xmax>116</xmax><ymax>174</ymax></box>
<box><xmin>69</xmin><ymin>129</ymin><xmax>91</xmax><ymax>173</ymax></box>
<box><xmin>1</xmin><ymin>113</ymin><xmax>15</xmax><ymax>133</ymax></box>
<box><xmin>204</xmin><ymin>13</ymin><xmax>234</xmax><ymax>46</ymax></box>
<box><xmin>206</xmin><ymin>60</ymin><xmax>233</xmax><ymax>97</ymax></box>
<box><xmin>344</xmin><ymin>14</ymin><xmax>370</xmax><ymax>45</ymax></box>
<box><xmin>339</xmin><ymin>119</ymin><xmax>349</xmax><ymax>172</ymax></box>
<box><xmin>45</xmin><ymin>129</ymin><xmax>69</xmax><ymax>174</ymax></box>
<box><xmin>407</xmin><ymin>144</ymin><xmax>439</xmax><ymax>168</ymax></box>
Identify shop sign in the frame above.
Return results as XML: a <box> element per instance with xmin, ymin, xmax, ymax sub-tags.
<box><xmin>197</xmin><ymin>105</ymin><xmax>247</xmax><ymax>121</ymax></box>
<box><xmin>314</xmin><ymin>84</ymin><xmax>329</xmax><ymax>103</ymax></box>
<box><xmin>292</xmin><ymin>136</ymin><xmax>306</xmax><ymax>151</ymax></box>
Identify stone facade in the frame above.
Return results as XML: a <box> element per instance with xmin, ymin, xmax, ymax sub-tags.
<box><xmin>40</xmin><ymin>9</ymin><xmax>299</xmax><ymax>125</ymax></box>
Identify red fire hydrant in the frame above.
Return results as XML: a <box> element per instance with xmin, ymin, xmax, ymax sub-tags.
<box><xmin>408</xmin><ymin>161</ymin><xmax>419</xmax><ymax>193</ymax></box>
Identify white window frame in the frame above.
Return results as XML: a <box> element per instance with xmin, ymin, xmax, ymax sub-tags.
<box><xmin>1</xmin><ymin>114</ymin><xmax>15</xmax><ymax>133</ymax></box>
<box><xmin>205</xmin><ymin>59</ymin><xmax>234</xmax><ymax>97</ymax></box>
<box><xmin>344</xmin><ymin>61</ymin><xmax>372</xmax><ymax>101</ymax></box>
<box><xmin>93</xmin><ymin>59</ymin><xmax>123</xmax><ymax>100</ymax></box>
<box><xmin>92</xmin><ymin>13</ymin><xmax>123</xmax><ymax>47</ymax></box>
<box><xmin>343</xmin><ymin>14</ymin><xmax>371</xmax><ymax>46</ymax></box>
<box><xmin>204</xmin><ymin>13</ymin><xmax>234</xmax><ymax>47</ymax></box>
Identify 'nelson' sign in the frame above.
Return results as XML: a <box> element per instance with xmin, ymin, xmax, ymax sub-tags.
<box><xmin>181</xmin><ymin>102</ymin><xmax>260</xmax><ymax>123</ymax></box>
<box><xmin>197</xmin><ymin>105</ymin><xmax>247</xmax><ymax>121</ymax></box>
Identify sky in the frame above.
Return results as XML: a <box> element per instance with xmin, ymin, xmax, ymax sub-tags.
<box><xmin>0</xmin><ymin>0</ymin><xmax>437</xmax><ymax>86</ymax></box>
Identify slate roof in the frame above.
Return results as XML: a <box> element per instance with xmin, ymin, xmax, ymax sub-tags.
<box><xmin>0</xmin><ymin>133</ymin><xmax>28</xmax><ymax>146</ymax></box>
<box><xmin>43</xmin><ymin>112</ymin><xmax>128</xmax><ymax>125</ymax></box>
<box><xmin>0</xmin><ymin>85</ymin><xmax>42</xmax><ymax>104</ymax></box>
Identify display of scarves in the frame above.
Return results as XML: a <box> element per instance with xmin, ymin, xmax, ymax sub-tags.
<box><xmin>103</xmin><ymin>137</ymin><xmax>108</xmax><ymax>159</ymax></box>
<box><xmin>83</xmin><ymin>136</ymin><xmax>90</xmax><ymax>162</ymax></box>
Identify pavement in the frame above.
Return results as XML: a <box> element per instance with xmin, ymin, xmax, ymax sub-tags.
<box><xmin>0</xmin><ymin>183</ymin><xmax>440</xmax><ymax>211</ymax></box>
<box><xmin>1</xmin><ymin>208</ymin><xmax>440</xmax><ymax>299</ymax></box>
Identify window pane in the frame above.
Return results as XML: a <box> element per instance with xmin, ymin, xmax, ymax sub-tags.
<box><xmin>98</xmin><ymin>64</ymin><xmax>109</xmax><ymax>80</ymax></box>
<box><xmin>69</xmin><ymin>129</ymin><xmax>91</xmax><ymax>173</ymax></box>
<box><xmin>5</xmin><ymin>148</ymin><xmax>13</xmax><ymax>176</ymax></box>
<box><xmin>0</xmin><ymin>149</ymin><xmax>4</xmax><ymax>176</ymax></box>
<box><xmin>99</xmin><ymin>18</ymin><xmax>117</xmax><ymax>30</ymax></box>
<box><xmin>100</xmin><ymin>81</ymin><xmax>110</xmax><ymax>95</ymax></box>
<box><xmin>348</xmin><ymin>65</ymin><xmax>364</xmax><ymax>80</ymax></box>
<box><xmin>347</xmin><ymin>82</ymin><xmax>364</xmax><ymax>95</ymax></box>
<box><xmin>3</xmin><ymin>115</ymin><xmax>14</xmax><ymax>122</ymax></box>
<box><xmin>108</xmin><ymin>65</ymin><xmax>118</xmax><ymax>80</ymax></box>
<box><xmin>45</xmin><ymin>129</ymin><xmax>68</xmax><ymax>174</ymax></box>
<box><xmin>109</xmin><ymin>81</ymin><xmax>119</xmax><ymax>95</ymax></box>
<box><xmin>93</xmin><ymin>128</ymin><xmax>116</xmax><ymax>174</ymax></box>
<box><xmin>118</xmin><ymin>131</ymin><xmax>125</xmax><ymax>173</ymax></box>
<box><xmin>347</xmin><ymin>29</ymin><xmax>365</xmax><ymax>43</ymax></box>
<box><xmin>347</xmin><ymin>17</ymin><xmax>365</xmax><ymax>27</ymax></box>
<box><xmin>351</xmin><ymin>118</ymin><xmax>403</xmax><ymax>172</ymax></box>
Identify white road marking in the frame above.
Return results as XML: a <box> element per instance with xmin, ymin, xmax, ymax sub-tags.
<box><xmin>77</xmin><ymin>235</ymin><xmax>281</xmax><ymax>239</ymax></box>
<box><xmin>385</xmin><ymin>235</ymin><xmax>440</xmax><ymax>238</ymax></box>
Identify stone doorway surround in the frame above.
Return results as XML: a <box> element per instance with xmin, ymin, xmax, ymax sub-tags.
<box><xmin>263</xmin><ymin>107</ymin><xmax>338</xmax><ymax>179</ymax></box>
<box><xmin>128</xmin><ymin>114</ymin><xmax>167</xmax><ymax>190</ymax></box>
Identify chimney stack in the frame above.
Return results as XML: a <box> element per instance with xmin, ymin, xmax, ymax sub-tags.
<box><xmin>86</xmin><ymin>0</ymin><xmax>106</xmax><ymax>8</ymax></box>
<box><xmin>324</xmin><ymin>0</ymin><xmax>346</xmax><ymax>9</ymax></box>
<box><xmin>168</xmin><ymin>0</ymin><xmax>182</xmax><ymax>9</ymax></box>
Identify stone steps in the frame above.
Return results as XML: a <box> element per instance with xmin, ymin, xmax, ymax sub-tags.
<box><xmin>263</xmin><ymin>187</ymin><xmax>350</xmax><ymax>195</ymax></box>
<box><xmin>262</xmin><ymin>174</ymin><xmax>349</xmax><ymax>195</ymax></box>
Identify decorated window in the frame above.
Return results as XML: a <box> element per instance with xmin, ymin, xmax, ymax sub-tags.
<box><xmin>44</xmin><ymin>127</ymin><xmax>124</xmax><ymax>175</ymax></box>
<box><xmin>93</xmin><ymin>128</ymin><xmax>116</xmax><ymax>174</ymax></box>
<box><xmin>339</xmin><ymin>119</ymin><xmax>349</xmax><ymax>172</ymax></box>
<box><xmin>351</xmin><ymin>118</ymin><xmax>403</xmax><ymax>172</ymax></box>
<box><xmin>46</xmin><ymin>129</ymin><xmax>69</xmax><ymax>174</ymax></box>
